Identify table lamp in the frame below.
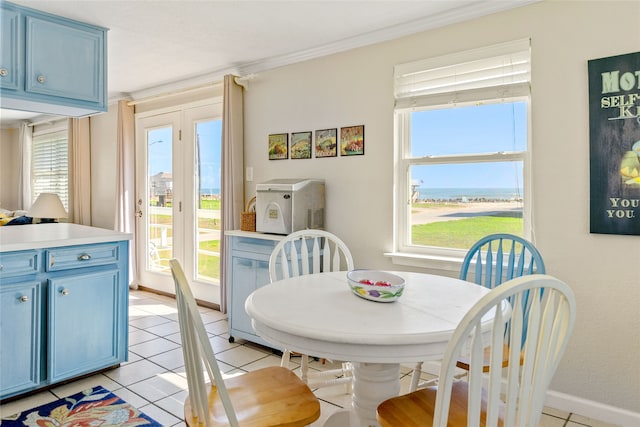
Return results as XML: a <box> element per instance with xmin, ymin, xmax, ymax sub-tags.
<box><xmin>27</xmin><ymin>193</ymin><xmax>68</xmax><ymax>223</ymax></box>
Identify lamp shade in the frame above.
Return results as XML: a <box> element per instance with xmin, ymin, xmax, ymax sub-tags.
<box><xmin>27</xmin><ymin>193</ymin><xmax>68</xmax><ymax>221</ymax></box>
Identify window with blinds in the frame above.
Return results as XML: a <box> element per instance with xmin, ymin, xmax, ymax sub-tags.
<box><xmin>393</xmin><ymin>39</ymin><xmax>532</xmax><ymax>260</ymax></box>
<box><xmin>32</xmin><ymin>130</ymin><xmax>69</xmax><ymax>210</ymax></box>
<box><xmin>394</xmin><ymin>38</ymin><xmax>531</xmax><ymax>109</ymax></box>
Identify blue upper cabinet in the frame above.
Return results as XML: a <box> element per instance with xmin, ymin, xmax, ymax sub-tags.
<box><xmin>0</xmin><ymin>1</ymin><xmax>107</xmax><ymax>117</ymax></box>
<box><xmin>0</xmin><ymin>6</ymin><xmax>21</xmax><ymax>91</ymax></box>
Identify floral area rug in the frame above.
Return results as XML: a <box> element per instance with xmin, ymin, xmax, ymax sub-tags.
<box><xmin>1</xmin><ymin>385</ymin><xmax>163</xmax><ymax>426</ymax></box>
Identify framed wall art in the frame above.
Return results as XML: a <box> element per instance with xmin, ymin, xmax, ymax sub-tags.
<box><xmin>315</xmin><ymin>128</ymin><xmax>337</xmax><ymax>158</ymax></box>
<box><xmin>340</xmin><ymin>125</ymin><xmax>365</xmax><ymax>156</ymax></box>
<box><xmin>268</xmin><ymin>133</ymin><xmax>288</xmax><ymax>160</ymax></box>
<box><xmin>588</xmin><ymin>51</ymin><xmax>640</xmax><ymax>235</ymax></box>
<box><xmin>290</xmin><ymin>131</ymin><xmax>312</xmax><ymax>159</ymax></box>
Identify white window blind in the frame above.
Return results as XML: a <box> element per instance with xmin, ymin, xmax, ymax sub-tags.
<box><xmin>394</xmin><ymin>38</ymin><xmax>531</xmax><ymax>110</ymax></box>
<box><xmin>31</xmin><ymin>130</ymin><xmax>69</xmax><ymax>210</ymax></box>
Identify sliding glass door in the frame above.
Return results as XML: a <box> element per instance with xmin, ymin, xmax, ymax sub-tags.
<box><xmin>135</xmin><ymin>103</ymin><xmax>222</xmax><ymax>303</ymax></box>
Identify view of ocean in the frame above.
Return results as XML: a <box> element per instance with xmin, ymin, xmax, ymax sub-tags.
<box><xmin>202</xmin><ymin>187</ymin><xmax>521</xmax><ymax>201</ymax></box>
<box><xmin>416</xmin><ymin>187</ymin><xmax>523</xmax><ymax>201</ymax></box>
<box><xmin>200</xmin><ymin>188</ymin><xmax>221</xmax><ymax>196</ymax></box>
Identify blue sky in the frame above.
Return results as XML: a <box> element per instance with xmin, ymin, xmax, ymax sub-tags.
<box><xmin>148</xmin><ymin>120</ymin><xmax>222</xmax><ymax>190</ymax></box>
<box><xmin>410</xmin><ymin>102</ymin><xmax>526</xmax><ymax>189</ymax></box>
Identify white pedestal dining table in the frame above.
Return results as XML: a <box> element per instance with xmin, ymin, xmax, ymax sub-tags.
<box><xmin>244</xmin><ymin>270</ymin><xmax>494</xmax><ymax>427</ymax></box>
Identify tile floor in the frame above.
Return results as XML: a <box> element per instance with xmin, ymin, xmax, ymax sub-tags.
<box><xmin>0</xmin><ymin>289</ymin><xmax>618</xmax><ymax>427</ymax></box>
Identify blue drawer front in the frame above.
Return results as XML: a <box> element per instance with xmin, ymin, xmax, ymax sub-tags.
<box><xmin>45</xmin><ymin>243</ymin><xmax>120</xmax><ymax>272</ymax></box>
<box><xmin>0</xmin><ymin>250</ymin><xmax>40</xmax><ymax>278</ymax></box>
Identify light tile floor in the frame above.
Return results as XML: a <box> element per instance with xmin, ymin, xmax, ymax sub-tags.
<box><xmin>0</xmin><ymin>289</ymin><xmax>619</xmax><ymax>427</ymax></box>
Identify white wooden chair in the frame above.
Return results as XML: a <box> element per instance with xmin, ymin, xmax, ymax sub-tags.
<box><xmin>169</xmin><ymin>259</ymin><xmax>320</xmax><ymax>427</ymax></box>
<box><xmin>269</xmin><ymin>229</ymin><xmax>354</xmax><ymax>391</ymax></box>
<box><xmin>410</xmin><ymin>234</ymin><xmax>546</xmax><ymax>391</ymax></box>
<box><xmin>377</xmin><ymin>274</ymin><xmax>576</xmax><ymax>427</ymax></box>
<box><xmin>148</xmin><ymin>241</ymin><xmax>171</xmax><ymax>273</ymax></box>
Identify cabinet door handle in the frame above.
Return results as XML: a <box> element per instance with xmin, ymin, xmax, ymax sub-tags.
<box><xmin>0</xmin><ymin>264</ymin><xmax>3</xmax><ymax>271</ymax></box>
<box><xmin>61</xmin><ymin>289</ymin><xmax>70</xmax><ymax>296</ymax></box>
<box><xmin>78</xmin><ymin>253</ymin><xmax>92</xmax><ymax>261</ymax></box>
<box><xmin>0</xmin><ymin>68</ymin><xmax>8</xmax><ymax>77</ymax></box>
<box><xmin>37</xmin><ymin>75</ymin><xmax>46</xmax><ymax>84</ymax></box>
<box><xmin>19</xmin><ymin>295</ymin><xmax>29</xmax><ymax>303</ymax></box>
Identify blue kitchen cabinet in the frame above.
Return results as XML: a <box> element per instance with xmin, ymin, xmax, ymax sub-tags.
<box><xmin>0</xmin><ymin>239</ymin><xmax>128</xmax><ymax>400</ymax></box>
<box><xmin>0</xmin><ymin>5</ymin><xmax>21</xmax><ymax>91</ymax></box>
<box><xmin>226</xmin><ymin>232</ymin><xmax>282</xmax><ymax>349</ymax></box>
<box><xmin>48</xmin><ymin>269</ymin><xmax>123</xmax><ymax>382</ymax></box>
<box><xmin>0</xmin><ymin>280</ymin><xmax>41</xmax><ymax>398</ymax></box>
<box><xmin>0</xmin><ymin>1</ymin><xmax>107</xmax><ymax>116</ymax></box>
<box><xmin>45</xmin><ymin>241</ymin><xmax>128</xmax><ymax>384</ymax></box>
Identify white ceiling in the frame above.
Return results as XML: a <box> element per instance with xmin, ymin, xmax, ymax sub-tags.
<box><xmin>2</xmin><ymin>0</ymin><xmax>535</xmax><ymax>125</ymax></box>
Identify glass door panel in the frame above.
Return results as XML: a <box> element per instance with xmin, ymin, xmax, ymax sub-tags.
<box><xmin>194</xmin><ymin>120</ymin><xmax>222</xmax><ymax>282</ymax></box>
<box><xmin>147</xmin><ymin>126</ymin><xmax>173</xmax><ymax>273</ymax></box>
<box><xmin>136</xmin><ymin>111</ymin><xmax>181</xmax><ymax>296</ymax></box>
<box><xmin>136</xmin><ymin>104</ymin><xmax>222</xmax><ymax>304</ymax></box>
<box><xmin>181</xmin><ymin>104</ymin><xmax>222</xmax><ymax>303</ymax></box>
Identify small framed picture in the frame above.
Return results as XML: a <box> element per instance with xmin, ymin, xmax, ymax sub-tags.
<box><xmin>290</xmin><ymin>131</ymin><xmax>312</xmax><ymax>159</ymax></box>
<box><xmin>315</xmin><ymin>128</ymin><xmax>337</xmax><ymax>158</ymax></box>
<box><xmin>268</xmin><ymin>133</ymin><xmax>288</xmax><ymax>160</ymax></box>
<box><xmin>340</xmin><ymin>125</ymin><xmax>365</xmax><ymax>156</ymax></box>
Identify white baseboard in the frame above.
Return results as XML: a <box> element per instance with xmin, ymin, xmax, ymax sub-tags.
<box><xmin>545</xmin><ymin>390</ymin><xmax>640</xmax><ymax>427</ymax></box>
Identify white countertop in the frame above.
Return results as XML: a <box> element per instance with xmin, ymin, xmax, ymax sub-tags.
<box><xmin>225</xmin><ymin>229</ymin><xmax>284</xmax><ymax>241</ymax></box>
<box><xmin>0</xmin><ymin>223</ymin><xmax>132</xmax><ymax>252</ymax></box>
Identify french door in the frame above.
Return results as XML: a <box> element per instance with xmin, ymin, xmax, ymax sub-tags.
<box><xmin>135</xmin><ymin>103</ymin><xmax>222</xmax><ymax>304</ymax></box>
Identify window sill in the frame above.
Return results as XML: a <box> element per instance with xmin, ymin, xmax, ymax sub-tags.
<box><xmin>384</xmin><ymin>251</ymin><xmax>464</xmax><ymax>274</ymax></box>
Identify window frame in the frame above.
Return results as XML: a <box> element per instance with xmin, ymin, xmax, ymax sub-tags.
<box><xmin>31</xmin><ymin>125</ymin><xmax>69</xmax><ymax>210</ymax></box>
<box><xmin>390</xmin><ymin>42</ymin><xmax>532</xmax><ymax>272</ymax></box>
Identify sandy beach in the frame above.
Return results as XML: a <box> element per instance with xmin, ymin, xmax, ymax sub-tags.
<box><xmin>412</xmin><ymin>201</ymin><xmax>523</xmax><ymax>225</ymax></box>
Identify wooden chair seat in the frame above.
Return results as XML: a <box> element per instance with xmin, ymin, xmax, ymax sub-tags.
<box><xmin>377</xmin><ymin>381</ymin><xmax>505</xmax><ymax>427</ymax></box>
<box><xmin>184</xmin><ymin>366</ymin><xmax>320</xmax><ymax>427</ymax></box>
<box><xmin>169</xmin><ymin>259</ymin><xmax>320</xmax><ymax>427</ymax></box>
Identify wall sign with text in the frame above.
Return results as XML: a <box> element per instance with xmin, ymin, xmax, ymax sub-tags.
<box><xmin>588</xmin><ymin>51</ymin><xmax>640</xmax><ymax>235</ymax></box>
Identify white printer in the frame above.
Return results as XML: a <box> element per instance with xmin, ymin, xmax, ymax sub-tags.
<box><xmin>255</xmin><ymin>179</ymin><xmax>325</xmax><ymax>234</ymax></box>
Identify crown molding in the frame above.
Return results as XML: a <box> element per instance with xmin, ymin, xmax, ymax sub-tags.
<box><xmin>237</xmin><ymin>0</ymin><xmax>538</xmax><ymax>76</ymax></box>
<box><xmin>128</xmin><ymin>0</ymin><xmax>539</xmax><ymax>101</ymax></box>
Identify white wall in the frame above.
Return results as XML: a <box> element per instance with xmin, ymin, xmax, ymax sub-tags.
<box><xmin>0</xmin><ymin>128</ymin><xmax>19</xmax><ymax>210</ymax></box>
<box><xmin>90</xmin><ymin>104</ymin><xmax>118</xmax><ymax>229</ymax></box>
<box><xmin>243</xmin><ymin>0</ymin><xmax>640</xmax><ymax>416</ymax></box>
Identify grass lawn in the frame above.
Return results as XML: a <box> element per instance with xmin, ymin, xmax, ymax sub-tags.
<box><xmin>152</xmin><ymin>206</ymin><xmax>521</xmax><ymax>276</ymax></box>
<box><xmin>198</xmin><ymin>254</ymin><xmax>220</xmax><ymax>279</ymax></box>
<box><xmin>412</xmin><ymin>216</ymin><xmax>523</xmax><ymax>249</ymax></box>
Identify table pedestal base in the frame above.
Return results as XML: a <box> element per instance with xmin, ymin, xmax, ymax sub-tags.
<box><xmin>324</xmin><ymin>362</ymin><xmax>400</xmax><ymax>427</ymax></box>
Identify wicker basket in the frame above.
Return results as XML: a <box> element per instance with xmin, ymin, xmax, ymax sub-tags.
<box><xmin>240</xmin><ymin>196</ymin><xmax>256</xmax><ymax>232</ymax></box>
